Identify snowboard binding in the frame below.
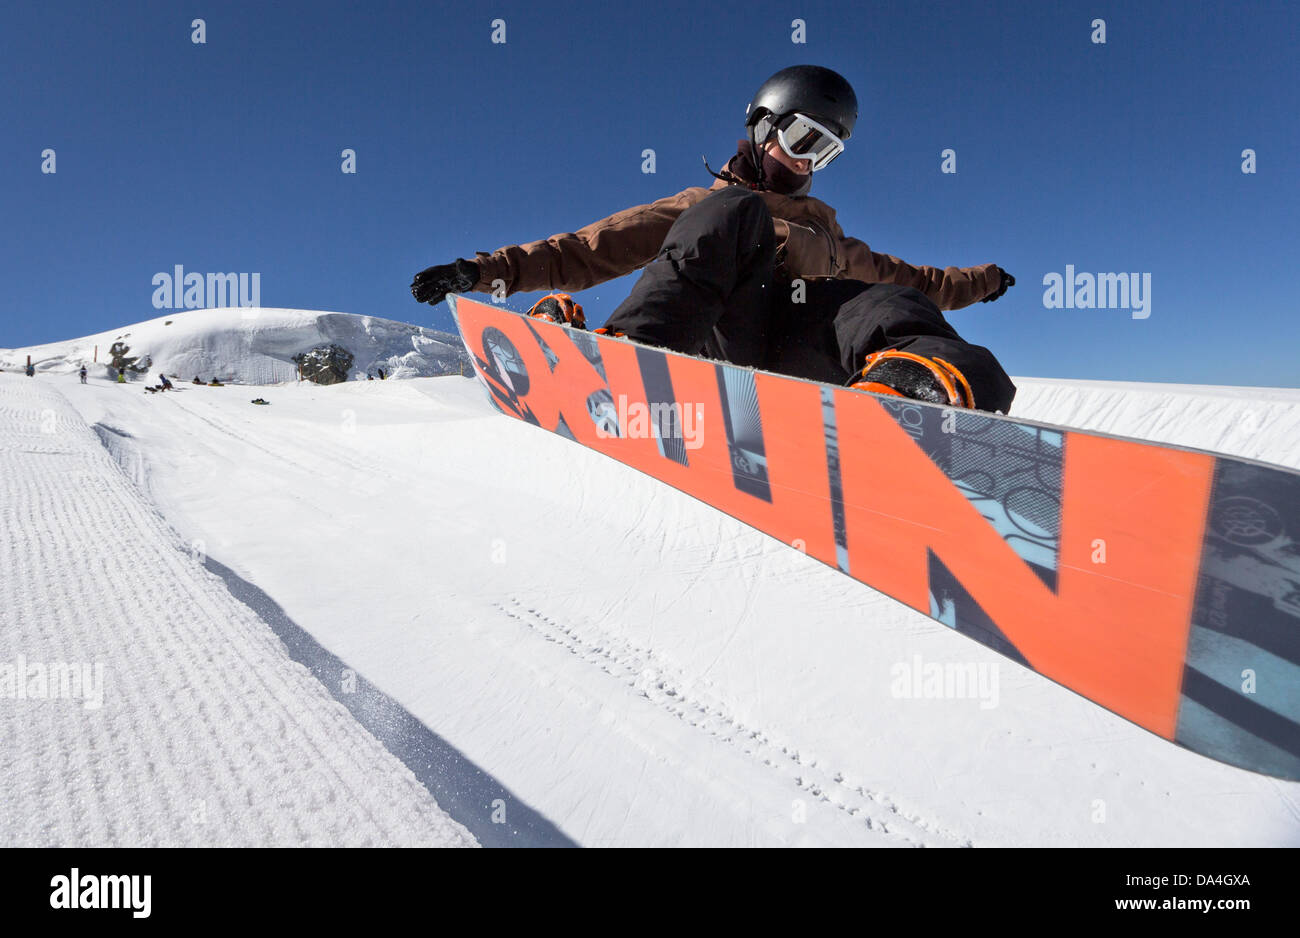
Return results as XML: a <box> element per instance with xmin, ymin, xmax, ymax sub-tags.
<box><xmin>851</xmin><ymin>350</ymin><xmax>975</xmax><ymax>409</ymax></box>
<box><xmin>527</xmin><ymin>293</ymin><xmax>586</xmax><ymax>330</ymax></box>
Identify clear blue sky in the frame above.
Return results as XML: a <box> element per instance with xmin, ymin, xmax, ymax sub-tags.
<box><xmin>2</xmin><ymin>0</ymin><xmax>1296</xmax><ymax>385</ymax></box>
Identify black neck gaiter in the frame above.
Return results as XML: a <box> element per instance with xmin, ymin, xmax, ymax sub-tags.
<box><xmin>725</xmin><ymin>139</ymin><xmax>813</xmax><ymax>197</ymax></box>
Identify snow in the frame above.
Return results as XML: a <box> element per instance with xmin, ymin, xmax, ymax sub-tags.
<box><xmin>3</xmin><ymin>309</ymin><xmax>1299</xmax><ymax>847</ymax></box>
<box><xmin>0</xmin><ymin>306</ymin><xmax>467</xmax><ymax>385</ymax></box>
<box><xmin>0</xmin><ymin>374</ymin><xmax>475</xmax><ymax>847</ymax></box>
<box><xmin>1013</xmin><ymin>376</ymin><xmax>1300</xmax><ymax>469</ymax></box>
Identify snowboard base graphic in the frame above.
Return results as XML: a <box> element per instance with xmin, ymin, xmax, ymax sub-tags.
<box><xmin>450</xmin><ymin>294</ymin><xmax>1300</xmax><ymax>780</ymax></box>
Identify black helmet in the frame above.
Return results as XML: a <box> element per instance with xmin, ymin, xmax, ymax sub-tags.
<box><xmin>746</xmin><ymin>65</ymin><xmax>858</xmax><ymax>140</ymax></box>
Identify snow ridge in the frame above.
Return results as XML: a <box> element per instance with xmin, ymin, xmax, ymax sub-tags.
<box><xmin>1</xmin><ymin>307</ymin><xmax>468</xmax><ymax>385</ymax></box>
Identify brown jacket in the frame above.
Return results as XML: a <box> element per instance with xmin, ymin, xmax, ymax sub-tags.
<box><xmin>471</xmin><ymin>176</ymin><xmax>1001</xmax><ymax>311</ymax></box>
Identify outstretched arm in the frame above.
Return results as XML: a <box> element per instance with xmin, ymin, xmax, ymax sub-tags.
<box><xmin>471</xmin><ymin>187</ymin><xmax>714</xmax><ymax>298</ymax></box>
<box><xmin>412</xmin><ymin>186</ymin><xmax>713</xmax><ymax>306</ymax></box>
<box><xmin>836</xmin><ymin>225</ymin><xmax>1006</xmax><ymax>311</ymax></box>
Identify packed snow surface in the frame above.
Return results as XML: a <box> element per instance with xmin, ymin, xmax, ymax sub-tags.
<box><xmin>0</xmin><ymin>375</ymin><xmax>474</xmax><ymax>847</ymax></box>
<box><xmin>3</xmin><ymin>310</ymin><xmax>1299</xmax><ymax>847</ymax></box>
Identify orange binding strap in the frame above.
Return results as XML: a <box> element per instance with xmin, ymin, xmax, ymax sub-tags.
<box><xmin>527</xmin><ymin>293</ymin><xmax>586</xmax><ymax>329</ymax></box>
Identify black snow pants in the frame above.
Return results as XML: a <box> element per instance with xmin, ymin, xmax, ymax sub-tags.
<box><xmin>602</xmin><ymin>186</ymin><xmax>1017</xmax><ymax>413</ymax></box>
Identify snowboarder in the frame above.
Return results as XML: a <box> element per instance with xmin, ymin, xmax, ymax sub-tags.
<box><xmin>159</xmin><ymin>374</ymin><xmax>173</xmax><ymax>390</ymax></box>
<box><xmin>411</xmin><ymin>65</ymin><xmax>1016</xmax><ymax>413</ymax></box>
<box><xmin>377</xmin><ymin>368</ymin><xmax>386</xmax><ymax>380</ymax></box>
<box><xmin>79</xmin><ymin>366</ymin><xmax>88</xmax><ymax>384</ymax></box>
<box><xmin>193</xmin><ymin>376</ymin><xmax>203</xmax><ymax>385</ymax></box>
<box><xmin>117</xmin><ymin>367</ymin><xmax>126</xmax><ymax>384</ymax></box>
<box><xmin>26</xmin><ymin>363</ymin><xmax>35</xmax><ymax>377</ymax></box>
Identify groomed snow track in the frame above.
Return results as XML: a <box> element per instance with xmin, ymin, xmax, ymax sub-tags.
<box><xmin>0</xmin><ymin>375</ymin><xmax>476</xmax><ymax>846</ymax></box>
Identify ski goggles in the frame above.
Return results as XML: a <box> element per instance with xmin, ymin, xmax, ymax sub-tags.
<box><xmin>774</xmin><ymin>112</ymin><xmax>845</xmax><ymax>171</ymax></box>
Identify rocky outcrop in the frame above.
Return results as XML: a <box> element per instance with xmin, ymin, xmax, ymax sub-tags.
<box><xmin>293</xmin><ymin>344</ymin><xmax>354</xmax><ymax>385</ymax></box>
<box><xmin>108</xmin><ymin>341</ymin><xmax>151</xmax><ymax>375</ymax></box>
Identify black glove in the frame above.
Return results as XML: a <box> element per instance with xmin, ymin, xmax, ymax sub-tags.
<box><xmin>411</xmin><ymin>258</ymin><xmax>479</xmax><ymax>305</ymax></box>
<box><xmin>980</xmin><ymin>267</ymin><xmax>1015</xmax><ymax>303</ymax></box>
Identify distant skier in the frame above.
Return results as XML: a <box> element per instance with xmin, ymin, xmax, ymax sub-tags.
<box><xmin>117</xmin><ymin>366</ymin><xmax>126</xmax><ymax>384</ymax></box>
<box><xmin>412</xmin><ymin>65</ymin><xmax>1016</xmax><ymax>412</ymax></box>
<box><xmin>79</xmin><ymin>366</ymin><xmax>88</xmax><ymax>384</ymax></box>
<box><xmin>193</xmin><ymin>376</ymin><xmax>203</xmax><ymax>384</ymax></box>
<box><xmin>26</xmin><ymin>363</ymin><xmax>35</xmax><ymax>377</ymax></box>
<box><xmin>159</xmin><ymin>374</ymin><xmax>173</xmax><ymax>390</ymax></box>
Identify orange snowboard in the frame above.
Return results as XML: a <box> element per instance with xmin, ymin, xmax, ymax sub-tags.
<box><xmin>452</xmin><ymin>295</ymin><xmax>1300</xmax><ymax>780</ymax></box>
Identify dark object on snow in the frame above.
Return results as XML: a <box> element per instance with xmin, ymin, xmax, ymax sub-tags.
<box><xmin>209</xmin><ymin>379</ymin><xmax>224</xmax><ymax>387</ymax></box>
<box><xmin>79</xmin><ymin>367</ymin><xmax>88</xmax><ymax>384</ymax></box>
<box><xmin>377</xmin><ymin>368</ymin><xmax>386</xmax><ymax>380</ymax></box>
<box><xmin>159</xmin><ymin>374</ymin><xmax>173</xmax><ymax>390</ymax></box>
<box><xmin>292</xmin><ymin>344</ymin><xmax>354</xmax><ymax>385</ymax></box>
<box><xmin>193</xmin><ymin>377</ymin><xmax>203</xmax><ymax>385</ymax></box>
<box><xmin>107</xmin><ymin>341</ymin><xmax>150</xmax><ymax>375</ymax></box>
<box><xmin>25</xmin><ymin>363</ymin><xmax>35</xmax><ymax>377</ymax></box>
<box><xmin>250</xmin><ymin>398</ymin><xmax>269</xmax><ymax>405</ymax></box>
<box><xmin>108</xmin><ymin>341</ymin><xmax>136</xmax><ymax>372</ymax></box>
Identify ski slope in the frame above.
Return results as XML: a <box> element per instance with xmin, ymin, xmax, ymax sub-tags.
<box><xmin>4</xmin><ymin>309</ymin><xmax>1300</xmax><ymax>847</ymax></box>
<box><xmin>0</xmin><ymin>374</ymin><xmax>474</xmax><ymax>847</ymax></box>
<box><xmin>0</xmin><ymin>306</ymin><xmax>467</xmax><ymax>385</ymax></box>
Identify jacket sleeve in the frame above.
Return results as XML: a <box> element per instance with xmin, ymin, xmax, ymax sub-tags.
<box><xmin>834</xmin><ymin>221</ymin><xmax>1001</xmax><ymax>311</ymax></box>
<box><xmin>471</xmin><ymin>187</ymin><xmax>712</xmax><ymax>297</ymax></box>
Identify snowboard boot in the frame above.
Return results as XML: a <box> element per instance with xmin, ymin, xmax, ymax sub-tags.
<box><xmin>527</xmin><ymin>293</ymin><xmax>586</xmax><ymax>330</ymax></box>
<box><xmin>850</xmin><ymin>350</ymin><xmax>975</xmax><ymax>409</ymax></box>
